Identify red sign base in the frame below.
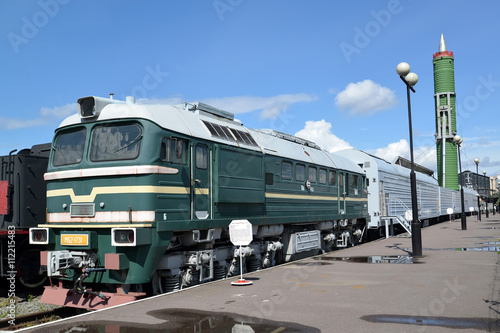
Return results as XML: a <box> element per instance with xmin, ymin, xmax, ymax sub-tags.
<box><xmin>231</xmin><ymin>279</ymin><xmax>253</xmax><ymax>286</ymax></box>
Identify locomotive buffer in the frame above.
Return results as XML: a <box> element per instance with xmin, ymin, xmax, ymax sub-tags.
<box><xmin>229</xmin><ymin>220</ymin><xmax>253</xmax><ymax>286</ymax></box>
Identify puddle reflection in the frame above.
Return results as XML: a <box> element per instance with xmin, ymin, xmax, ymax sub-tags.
<box><xmin>293</xmin><ymin>261</ymin><xmax>333</xmax><ymax>266</ymax></box>
<box><xmin>362</xmin><ymin>314</ymin><xmax>499</xmax><ymax>330</ymax></box>
<box><xmin>314</xmin><ymin>255</ymin><xmax>418</xmax><ymax>264</ymax></box>
<box><xmin>410</xmin><ymin>246</ymin><xmax>500</xmax><ymax>252</ymax></box>
<box><xmin>50</xmin><ymin>309</ymin><xmax>319</xmax><ymax>333</ymax></box>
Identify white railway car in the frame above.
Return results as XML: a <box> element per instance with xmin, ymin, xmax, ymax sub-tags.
<box><xmin>440</xmin><ymin>186</ymin><xmax>478</xmax><ymax>217</ymax></box>
<box><xmin>336</xmin><ymin>149</ymin><xmax>478</xmax><ymax>238</ymax></box>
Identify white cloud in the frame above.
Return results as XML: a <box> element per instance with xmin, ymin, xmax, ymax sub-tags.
<box><xmin>132</xmin><ymin>93</ymin><xmax>317</xmax><ymax>120</ymax></box>
<box><xmin>202</xmin><ymin>94</ymin><xmax>317</xmax><ymax>120</ymax></box>
<box><xmin>0</xmin><ymin>103</ymin><xmax>77</xmax><ymax>130</ymax></box>
<box><xmin>294</xmin><ymin>119</ymin><xmax>352</xmax><ymax>153</ymax></box>
<box><xmin>372</xmin><ymin>139</ymin><xmax>409</xmax><ymax>162</ymax></box>
<box><xmin>1</xmin><ymin>93</ymin><xmax>315</xmax><ymax>131</ymax></box>
<box><xmin>371</xmin><ymin>139</ymin><xmax>437</xmax><ymax>173</ymax></box>
<box><xmin>414</xmin><ymin>146</ymin><xmax>437</xmax><ymax>172</ymax></box>
<box><xmin>40</xmin><ymin>103</ymin><xmax>77</xmax><ymax>118</ymax></box>
<box><xmin>335</xmin><ymin>79</ymin><xmax>397</xmax><ymax>115</ymax></box>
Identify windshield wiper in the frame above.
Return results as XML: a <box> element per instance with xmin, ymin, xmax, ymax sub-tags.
<box><xmin>114</xmin><ymin>134</ymin><xmax>143</xmax><ymax>153</ymax></box>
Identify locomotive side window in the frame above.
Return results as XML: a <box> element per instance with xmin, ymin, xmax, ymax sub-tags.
<box><xmin>351</xmin><ymin>175</ymin><xmax>358</xmax><ymax>189</ymax></box>
<box><xmin>329</xmin><ymin>170</ymin><xmax>337</xmax><ymax>186</ymax></box>
<box><xmin>195</xmin><ymin>145</ymin><xmax>208</xmax><ymax>169</ymax></box>
<box><xmin>90</xmin><ymin>123</ymin><xmax>142</xmax><ymax>161</ymax></box>
<box><xmin>52</xmin><ymin>127</ymin><xmax>86</xmax><ymax>166</ymax></box>
<box><xmin>265</xmin><ymin>173</ymin><xmax>274</xmax><ymax>185</ymax></box>
<box><xmin>296</xmin><ymin>164</ymin><xmax>305</xmax><ymax>182</ymax></box>
<box><xmin>344</xmin><ymin>173</ymin><xmax>349</xmax><ymax>194</ymax></box>
<box><xmin>308</xmin><ymin>167</ymin><xmax>317</xmax><ymax>183</ymax></box>
<box><xmin>319</xmin><ymin>168</ymin><xmax>327</xmax><ymax>184</ymax></box>
<box><xmin>281</xmin><ymin>161</ymin><xmax>292</xmax><ymax>180</ymax></box>
<box><xmin>160</xmin><ymin>138</ymin><xmax>188</xmax><ymax>164</ymax></box>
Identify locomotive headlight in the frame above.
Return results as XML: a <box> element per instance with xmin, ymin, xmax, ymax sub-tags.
<box><xmin>111</xmin><ymin>228</ymin><xmax>136</xmax><ymax>247</ymax></box>
<box><xmin>29</xmin><ymin>227</ymin><xmax>49</xmax><ymax>244</ymax></box>
<box><xmin>77</xmin><ymin>96</ymin><xmax>127</xmax><ymax>119</ymax></box>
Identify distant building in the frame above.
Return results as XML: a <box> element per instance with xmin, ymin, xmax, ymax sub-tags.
<box><xmin>489</xmin><ymin>176</ymin><xmax>499</xmax><ymax>194</ymax></box>
<box><xmin>459</xmin><ymin>171</ymin><xmax>498</xmax><ymax>199</ymax></box>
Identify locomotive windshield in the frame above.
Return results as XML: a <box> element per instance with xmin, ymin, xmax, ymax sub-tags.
<box><xmin>90</xmin><ymin>123</ymin><xmax>142</xmax><ymax>161</ymax></box>
<box><xmin>52</xmin><ymin>128</ymin><xmax>86</xmax><ymax>166</ymax></box>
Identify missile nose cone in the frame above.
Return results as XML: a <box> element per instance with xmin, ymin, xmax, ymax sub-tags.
<box><xmin>439</xmin><ymin>33</ymin><xmax>447</xmax><ymax>52</ymax></box>
<box><xmin>433</xmin><ymin>33</ymin><xmax>453</xmax><ymax>59</ymax></box>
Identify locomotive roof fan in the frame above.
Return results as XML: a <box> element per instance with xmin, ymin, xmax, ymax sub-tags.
<box><xmin>77</xmin><ymin>95</ymin><xmax>135</xmax><ymax>119</ymax></box>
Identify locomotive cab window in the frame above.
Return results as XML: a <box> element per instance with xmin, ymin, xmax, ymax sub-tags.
<box><xmin>196</xmin><ymin>145</ymin><xmax>208</xmax><ymax>169</ymax></box>
<box><xmin>281</xmin><ymin>161</ymin><xmax>292</xmax><ymax>180</ymax></box>
<box><xmin>161</xmin><ymin>138</ymin><xmax>188</xmax><ymax>164</ymax></box>
<box><xmin>52</xmin><ymin>127</ymin><xmax>86</xmax><ymax>166</ymax></box>
<box><xmin>90</xmin><ymin>123</ymin><xmax>142</xmax><ymax>161</ymax></box>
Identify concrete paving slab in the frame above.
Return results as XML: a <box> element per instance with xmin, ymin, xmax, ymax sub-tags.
<box><xmin>20</xmin><ymin>215</ymin><xmax>500</xmax><ymax>333</ymax></box>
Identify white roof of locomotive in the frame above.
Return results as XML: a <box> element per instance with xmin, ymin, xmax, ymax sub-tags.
<box><xmin>59</xmin><ymin>99</ymin><xmax>363</xmax><ymax>174</ymax></box>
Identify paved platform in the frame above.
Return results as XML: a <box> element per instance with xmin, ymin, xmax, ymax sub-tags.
<box><xmin>21</xmin><ymin>214</ymin><xmax>500</xmax><ymax>332</ymax></box>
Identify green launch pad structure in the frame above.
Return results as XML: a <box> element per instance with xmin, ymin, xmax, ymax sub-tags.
<box><xmin>434</xmin><ymin>34</ymin><xmax>458</xmax><ymax>190</ymax></box>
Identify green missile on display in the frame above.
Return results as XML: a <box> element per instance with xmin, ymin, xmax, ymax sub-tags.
<box><xmin>434</xmin><ymin>34</ymin><xmax>458</xmax><ymax>190</ymax></box>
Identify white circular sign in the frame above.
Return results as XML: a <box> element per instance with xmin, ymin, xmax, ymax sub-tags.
<box><xmin>229</xmin><ymin>219</ymin><xmax>253</xmax><ymax>246</ymax></box>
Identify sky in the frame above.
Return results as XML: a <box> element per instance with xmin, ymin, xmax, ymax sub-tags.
<box><xmin>1</xmin><ymin>0</ymin><xmax>499</xmax><ymax>180</ymax></box>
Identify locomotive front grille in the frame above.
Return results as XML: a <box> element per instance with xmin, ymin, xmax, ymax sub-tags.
<box><xmin>70</xmin><ymin>203</ymin><xmax>96</xmax><ymax>217</ymax></box>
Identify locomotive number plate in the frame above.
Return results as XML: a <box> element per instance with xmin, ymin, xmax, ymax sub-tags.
<box><xmin>61</xmin><ymin>234</ymin><xmax>89</xmax><ymax>246</ymax></box>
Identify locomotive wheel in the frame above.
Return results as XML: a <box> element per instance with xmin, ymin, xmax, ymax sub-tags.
<box><xmin>19</xmin><ymin>275</ymin><xmax>47</xmax><ymax>289</ymax></box>
<box><xmin>17</xmin><ymin>249</ymin><xmax>47</xmax><ymax>288</ymax></box>
<box><xmin>151</xmin><ymin>271</ymin><xmax>163</xmax><ymax>295</ymax></box>
<box><xmin>150</xmin><ymin>271</ymin><xmax>181</xmax><ymax>295</ymax></box>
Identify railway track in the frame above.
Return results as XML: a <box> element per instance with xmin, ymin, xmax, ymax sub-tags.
<box><xmin>0</xmin><ymin>307</ymin><xmax>79</xmax><ymax>331</ymax></box>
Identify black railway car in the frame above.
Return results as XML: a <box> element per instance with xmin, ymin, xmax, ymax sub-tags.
<box><xmin>0</xmin><ymin>143</ymin><xmax>50</xmax><ymax>288</ymax></box>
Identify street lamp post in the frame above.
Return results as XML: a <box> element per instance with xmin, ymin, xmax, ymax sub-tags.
<box><xmin>493</xmin><ymin>177</ymin><xmax>496</xmax><ymax>215</ymax></box>
<box><xmin>396</xmin><ymin>62</ymin><xmax>422</xmax><ymax>257</ymax></box>
<box><xmin>474</xmin><ymin>158</ymin><xmax>481</xmax><ymax>222</ymax></box>
<box><xmin>453</xmin><ymin>135</ymin><xmax>466</xmax><ymax>230</ymax></box>
<box><xmin>483</xmin><ymin>171</ymin><xmax>489</xmax><ymax>218</ymax></box>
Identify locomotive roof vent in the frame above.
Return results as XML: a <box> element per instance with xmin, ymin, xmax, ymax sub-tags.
<box><xmin>257</xmin><ymin>129</ymin><xmax>322</xmax><ymax>150</ymax></box>
<box><xmin>77</xmin><ymin>95</ymin><xmax>135</xmax><ymax>119</ymax></box>
<box><xmin>183</xmin><ymin>101</ymin><xmax>235</xmax><ymax>122</ymax></box>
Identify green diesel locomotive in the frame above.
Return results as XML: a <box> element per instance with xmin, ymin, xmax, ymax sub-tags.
<box><xmin>30</xmin><ymin>96</ymin><xmax>368</xmax><ymax>309</ymax></box>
